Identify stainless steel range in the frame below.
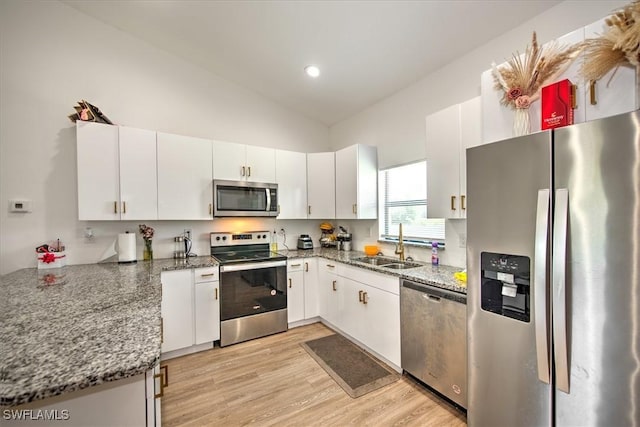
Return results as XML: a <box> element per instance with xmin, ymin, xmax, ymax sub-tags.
<box><xmin>211</xmin><ymin>231</ymin><xmax>287</xmax><ymax>347</ymax></box>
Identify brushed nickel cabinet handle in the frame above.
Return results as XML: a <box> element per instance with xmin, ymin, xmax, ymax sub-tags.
<box><xmin>247</xmin><ymin>166</ymin><xmax>251</xmax><ymax>177</ymax></box>
<box><xmin>362</xmin><ymin>292</ymin><xmax>368</xmax><ymax>305</ymax></box>
<box><xmin>305</xmin><ymin>262</ymin><xmax>308</xmax><ymax>272</ymax></box>
<box><xmin>332</xmin><ymin>280</ymin><xmax>337</xmax><ymax>291</ymax></box>
<box><xmin>200</xmin><ymin>273</ymin><xmax>215</xmax><ymax>277</ymax></box>
<box><xmin>358</xmin><ymin>290</ymin><xmax>363</xmax><ymax>302</ymax></box>
<box><xmin>114</xmin><ymin>201</ymin><xmax>118</xmax><ymax>214</ymax></box>
<box><xmin>308</xmin><ymin>205</ymin><xmax>311</xmax><ymax>215</ymax></box>
<box><xmin>326</xmin><ymin>264</ymin><xmax>335</xmax><ymax>268</ymax></box>
<box><xmin>289</xmin><ymin>278</ymin><xmax>292</xmax><ymax>288</ymax></box>
<box><xmin>241</xmin><ymin>166</ymin><xmax>246</xmax><ymax>176</ymax></box>
<box><xmin>122</xmin><ymin>201</ymin><xmax>126</xmax><ymax>214</ymax></box>
<box><xmin>215</xmin><ymin>287</ymin><xmax>218</xmax><ymax>300</ymax></box>
<box><xmin>291</xmin><ymin>263</ymin><xmax>301</xmax><ymax>267</ymax></box>
<box><xmin>352</xmin><ymin>204</ymin><xmax>357</xmax><ymax>214</ymax></box>
<box><xmin>461</xmin><ymin>195</ymin><xmax>466</xmax><ymax>210</ymax></box>
<box><xmin>451</xmin><ymin>195</ymin><xmax>457</xmax><ymax>211</ymax></box>
<box><xmin>209</xmin><ymin>203</ymin><xmax>212</xmax><ymax>215</ymax></box>
<box><xmin>590</xmin><ymin>80</ymin><xmax>597</xmax><ymax>105</ymax></box>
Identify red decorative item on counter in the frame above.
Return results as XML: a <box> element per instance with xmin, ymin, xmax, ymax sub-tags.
<box><xmin>541</xmin><ymin>79</ymin><xmax>575</xmax><ymax>130</ymax></box>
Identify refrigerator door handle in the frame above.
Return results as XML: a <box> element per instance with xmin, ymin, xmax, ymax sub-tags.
<box><xmin>534</xmin><ymin>189</ymin><xmax>551</xmax><ymax>384</ymax></box>
<box><xmin>553</xmin><ymin>188</ymin><xmax>570</xmax><ymax>393</ymax></box>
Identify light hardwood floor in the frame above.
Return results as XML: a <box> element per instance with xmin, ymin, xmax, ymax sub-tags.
<box><xmin>161</xmin><ymin>323</ymin><xmax>467</xmax><ymax>426</ymax></box>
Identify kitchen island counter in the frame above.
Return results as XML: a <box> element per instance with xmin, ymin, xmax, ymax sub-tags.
<box><xmin>0</xmin><ymin>257</ymin><xmax>217</xmax><ymax>407</ymax></box>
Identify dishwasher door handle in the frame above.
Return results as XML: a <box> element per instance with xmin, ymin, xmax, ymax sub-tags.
<box><xmin>423</xmin><ymin>294</ymin><xmax>441</xmax><ymax>302</ymax></box>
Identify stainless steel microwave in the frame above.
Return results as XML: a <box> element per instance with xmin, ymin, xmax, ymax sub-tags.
<box><xmin>213</xmin><ymin>180</ymin><xmax>278</xmax><ymax>217</ymax></box>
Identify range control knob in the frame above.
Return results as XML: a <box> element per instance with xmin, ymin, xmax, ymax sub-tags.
<box><xmin>215</xmin><ymin>236</ymin><xmax>221</xmax><ymax>241</ymax></box>
<box><xmin>262</xmin><ymin>234</ymin><xmax>267</xmax><ymax>239</ymax></box>
<box><xmin>222</xmin><ymin>236</ymin><xmax>227</xmax><ymax>241</ymax></box>
<box><xmin>257</xmin><ymin>235</ymin><xmax>261</xmax><ymax>239</ymax></box>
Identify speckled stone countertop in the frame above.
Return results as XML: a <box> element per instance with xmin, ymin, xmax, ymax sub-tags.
<box><xmin>279</xmin><ymin>248</ymin><xmax>467</xmax><ymax>294</ymax></box>
<box><xmin>0</xmin><ymin>256</ymin><xmax>217</xmax><ymax>407</ymax></box>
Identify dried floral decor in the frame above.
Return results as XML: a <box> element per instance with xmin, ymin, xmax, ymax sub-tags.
<box><xmin>68</xmin><ymin>100</ymin><xmax>114</xmax><ymax>125</ymax></box>
<box><xmin>581</xmin><ymin>1</ymin><xmax>640</xmax><ymax>83</ymax></box>
<box><xmin>492</xmin><ymin>32</ymin><xmax>583</xmax><ymax>135</ymax></box>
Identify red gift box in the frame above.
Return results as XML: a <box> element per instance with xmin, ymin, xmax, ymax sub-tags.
<box><xmin>541</xmin><ymin>79</ymin><xmax>575</xmax><ymax>130</ymax></box>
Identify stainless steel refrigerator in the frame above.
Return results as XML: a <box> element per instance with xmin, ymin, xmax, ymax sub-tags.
<box><xmin>466</xmin><ymin>110</ymin><xmax>640</xmax><ymax>426</ymax></box>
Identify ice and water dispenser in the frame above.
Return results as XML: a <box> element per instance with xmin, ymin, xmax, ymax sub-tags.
<box><xmin>481</xmin><ymin>252</ymin><xmax>530</xmax><ymax>322</ymax></box>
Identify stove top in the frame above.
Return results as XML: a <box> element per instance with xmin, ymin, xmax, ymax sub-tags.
<box><xmin>212</xmin><ymin>249</ymin><xmax>286</xmax><ymax>264</ymax></box>
<box><xmin>210</xmin><ymin>231</ymin><xmax>287</xmax><ymax>265</ymax></box>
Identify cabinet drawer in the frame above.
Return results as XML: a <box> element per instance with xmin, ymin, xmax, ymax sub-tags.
<box><xmin>337</xmin><ymin>264</ymin><xmax>399</xmax><ymax>295</ymax></box>
<box><xmin>287</xmin><ymin>260</ymin><xmax>304</xmax><ymax>272</ymax></box>
<box><xmin>194</xmin><ymin>267</ymin><xmax>219</xmax><ymax>283</ymax></box>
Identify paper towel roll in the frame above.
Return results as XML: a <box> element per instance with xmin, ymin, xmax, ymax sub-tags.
<box><xmin>117</xmin><ymin>232</ymin><xmax>137</xmax><ymax>263</ymax></box>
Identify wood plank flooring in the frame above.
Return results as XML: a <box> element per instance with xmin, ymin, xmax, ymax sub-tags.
<box><xmin>161</xmin><ymin>323</ymin><xmax>467</xmax><ymax>426</ymax></box>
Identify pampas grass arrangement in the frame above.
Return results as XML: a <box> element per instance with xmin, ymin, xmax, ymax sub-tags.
<box><xmin>581</xmin><ymin>0</ymin><xmax>640</xmax><ymax>83</ymax></box>
<box><xmin>493</xmin><ymin>32</ymin><xmax>583</xmax><ymax>110</ymax></box>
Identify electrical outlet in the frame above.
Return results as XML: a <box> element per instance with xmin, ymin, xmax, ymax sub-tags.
<box><xmin>459</xmin><ymin>233</ymin><xmax>467</xmax><ymax>248</ymax></box>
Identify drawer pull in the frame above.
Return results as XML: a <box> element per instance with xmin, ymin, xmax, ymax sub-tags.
<box><xmin>200</xmin><ymin>273</ymin><xmax>215</xmax><ymax>277</ymax></box>
<box><xmin>290</xmin><ymin>263</ymin><xmax>301</xmax><ymax>267</ymax></box>
<box><xmin>326</xmin><ymin>264</ymin><xmax>335</xmax><ymax>268</ymax></box>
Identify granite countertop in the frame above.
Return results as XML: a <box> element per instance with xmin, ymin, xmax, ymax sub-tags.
<box><xmin>0</xmin><ymin>256</ymin><xmax>216</xmax><ymax>407</ymax></box>
<box><xmin>0</xmin><ymin>249</ymin><xmax>462</xmax><ymax>407</ymax></box>
<box><xmin>280</xmin><ymin>248</ymin><xmax>467</xmax><ymax>294</ymax></box>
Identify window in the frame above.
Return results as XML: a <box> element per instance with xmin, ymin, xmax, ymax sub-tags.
<box><xmin>378</xmin><ymin>161</ymin><xmax>445</xmax><ymax>242</ymax></box>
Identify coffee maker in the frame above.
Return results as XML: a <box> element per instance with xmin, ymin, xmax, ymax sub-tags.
<box><xmin>337</xmin><ymin>226</ymin><xmax>352</xmax><ymax>251</ymax></box>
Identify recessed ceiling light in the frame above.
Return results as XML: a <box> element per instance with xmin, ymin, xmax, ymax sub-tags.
<box><xmin>305</xmin><ymin>65</ymin><xmax>320</xmax><ymax>78</ymax></box>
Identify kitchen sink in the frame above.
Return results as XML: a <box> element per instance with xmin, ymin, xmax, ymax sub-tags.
<box><xmin>353</xmin><ymin>256</ymin><xmax>401</xmax><ymax>266</ymax></box>
<box><xmin>353</xmin><ymin>257</ymin><xmax>423</xmax><ymax>270</ymax></box>
<box><xmin>380</xmin><ymin>262</ymin><xmax>422</xmax><ymax>270</ymax></box>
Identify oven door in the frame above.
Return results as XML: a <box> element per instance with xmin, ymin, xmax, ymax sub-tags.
<box><xmin>213</xmin><ymin>179</ymin><xmax>278</xmax><ymax>217</ymax></box>
<box><xmin>219</xmin><ymin>260</ymin><xmax>287</xmax><ymax>321</ymax></box>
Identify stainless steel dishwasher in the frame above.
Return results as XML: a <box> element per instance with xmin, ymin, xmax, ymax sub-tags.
<box><xmin>401</xmin><ymin>279</ymin><xmax>467</xmax><ymax>409</ymax></box>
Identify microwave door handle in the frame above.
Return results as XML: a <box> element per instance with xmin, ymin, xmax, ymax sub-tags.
<box><xmin>266</xmin><ymin>188</ymin><xmax>271</xmax><ymax>211</ymax></box>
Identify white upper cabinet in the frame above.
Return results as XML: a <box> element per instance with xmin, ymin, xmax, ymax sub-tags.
<box><xmin>426</xmin><ymin>97</ymin><xmax>481</xmax><ymax>219</ymax></box>
<box><xmin>212</xmin><ymin>140</ymin><xmax>276</xmax><ymax>183</ymax></box>
<box><xmin>157</xmin><ymin>132</ymin><xmax>213</xmax><ymax>220</ymax></box>
<box><xmin>307</xmin><ymin>152</ymin><xmax>335</xmax><ymax>219</ymax></box>
<box><xmin>335</xmin><ymin>144</ymin><xmax>378</xmax><ymax>219</ymax></box>
<box><xmin>584</xmin><ymin>18</ymin><xmax>637</xmax><ymax>121</ymax></box>
<box><xmin>275</xmin><ymin>149</ymin><xmax>308</xmax><ymax>219</ymax></box>
<box><xmin>77</xmin><ymin>121</ymin><xmax>157</xmax><ymax>220</ymax></box>
<box><xmin>118</xmin><ymin>126</ymin><xmax>158</xmax><ymax>220</ymax></box>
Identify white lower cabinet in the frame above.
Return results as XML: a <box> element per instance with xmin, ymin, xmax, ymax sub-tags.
<box><xmin>161</xmin><ymin>270</ymin><xmax>193</xmax><ymax>353</ymax></box>
<box><xmin>287</xmin><ymin>260</ymin><xmax>305</xmax><ymax>323</ymax></box>
<box><xmin>303</xmin><ymin>258</ymin><xmax>319</xmax><ymax>319</ymax></box>
<box><xmin>318</xmin><ymin>261</ymin><xmax>340</xmax><ymax>325</ymax></box>
<box><xmin>333</xmin><ymin>263</ymin><xmax>401</xmax><ymax>368</ymax></box>
<box><xmin>161</xmin><ymin>267</ymin><xmax>220</xmax><ymax>356</ymax></box>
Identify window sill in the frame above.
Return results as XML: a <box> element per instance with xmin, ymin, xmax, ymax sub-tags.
<box><xmin>377</xmin><ymin>238</ymin><xmax>445</xmax><ymax>249</ymax></box>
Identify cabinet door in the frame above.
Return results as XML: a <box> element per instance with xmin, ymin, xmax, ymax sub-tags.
<box><xmin>307</xmin><ymin>152</ymin><xmax>335</xmax><ymax>219</ymax></box>
<box><xmin>275</xmin><ymin>149</ymin><xmax>308</xmax><ymax>219</ymax></box>
<box><xmin>157</xmin><ymin>132</ymin><xmax>213</xmax><ymax>220</ymax></box>
<box><xmin>339</xmin><ymin>276</ymin><xmax>366</xmax><ymax>341</ymax></box>
<box><xmin>303</xmin><ymin>259</ymin><xmax>319</xmax><ymax>319</ymax></box>
<box><xmin>287</xmin><ymin>270</ymin><xmax>305</xmax><ymax>323</ymax></box>
<box><xmin>161</xmin><ymin>270</ymin><xmax>194</xmax><ymax>353</ymax></box>
<box><xmin>194</xmin><ymin>280</ymin><xmax>220</xmax><ymax>344</ymax></box>
<box><xmin>119</xmin><ymin>126</ymin><xmax>158</xmax><ymax>220</ymax></box>
<box><xmin>360</xmin><ymin>284</ymin><xmax>401</xmax><ymax>367</ymax></box>
<box><xmin>584</xmin><ymin>18</ymin><xmax>637</xmax><ymax>121</ymax></box>
<box><xmin>76</xmin><ymin>121</ymin><xmax>120</xmax><ymax>220</ymax></box>
<box><xmin>335</xmin><ymin>145</ymin><xmax>358</xmax><ymax>218</ymax></box>
<box><xmin>317</xmin><ymin>261</ymin><xmax>338</xmax><ymax>322</ymax></box>
<box><xmin>212</xmin><ymin>140</ymin><xmax>246</xmax><ymax>180</ymax></box>
<box><xmin>246</xmin><ymin>145</ymin><xmax>276</xmax><ymax>183</ymax></box>
<box><xmin>355</xmin><ymin>145</ymin><xmax>378</xmax><ymax>219</ymax></box>
<box><xmin>426</xmin><ymin>104</ymin><xmax>461</xmax><ymax>219</ymax></box>
<box><xmin>459</xmin><ymin>97</ymin><xmax>482</xmax><ymax>219</ymax></box>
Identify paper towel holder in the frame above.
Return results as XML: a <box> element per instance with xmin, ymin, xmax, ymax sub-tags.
<box><xmin>117</xmin><ymin>231</ymin><xmax>137</xmax><ymax>264</ymax></box>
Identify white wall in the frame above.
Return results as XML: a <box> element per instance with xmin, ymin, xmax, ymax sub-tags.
<box><xmin>0</xmin><ymin>0</ymin><xmax>329</xmax><ymax>274</ymax></box>
<box><xmin>329</xmin><ymin>0</ymin><xmax>626</xmax><ymax>268</ymax></box>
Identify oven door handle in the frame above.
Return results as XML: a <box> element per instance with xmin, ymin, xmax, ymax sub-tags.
<box><xmin>220</xmin><ymin>260</ymin><xmax>287</xmax><ymax>273</ymax></box>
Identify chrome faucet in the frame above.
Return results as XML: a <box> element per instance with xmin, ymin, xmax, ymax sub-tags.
<box><xmin>394</xmin><ymin>223</ymin><xmax>405</xmax><ymax>262</ymax></box>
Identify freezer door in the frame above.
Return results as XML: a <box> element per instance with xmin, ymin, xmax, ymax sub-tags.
<box><xmin>554</xmin><ymin>111</ymin><xmax>640</xmax><ymax>426</ymax></box>
<box><xmin>467</xmin><ymin>132</ymin><xmax>552</xmax><ymax>427</ymax></box>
